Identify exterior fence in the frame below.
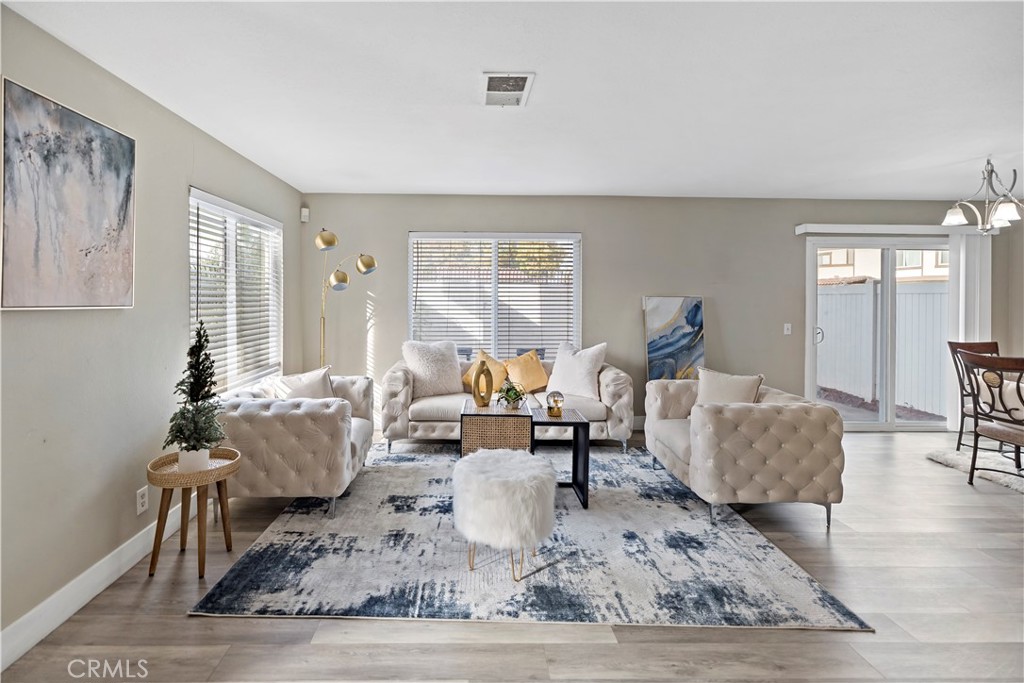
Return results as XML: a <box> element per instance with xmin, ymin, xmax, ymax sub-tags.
<box><xmin>817</xmin><ymin>280</ymin><xmax>947</xmax><ymax>419</ymax></box>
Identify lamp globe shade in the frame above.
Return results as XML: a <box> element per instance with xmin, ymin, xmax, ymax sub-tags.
<box><xmin>993</xmin><ymin>201</ymin><xmax>1022</xmax><ymax>222</ymax></box>
<box><xmin>941</xmin><ymin>206</ymin><xmax>968</xmax><ymax>227</ymax></box>
<box><xmin>356</xmin><ymin>254</ymin><xmax>378</xmax><ymax>274</ymax></box>
<box><xmin>329</xmin><ymin>270</ymin><xmax>350</xmax><ymax>291</ymax></box>
<box><xmin>315</xmin><ymin>229</ymin><xmax>339</xmax><ymax>251</ymax></box>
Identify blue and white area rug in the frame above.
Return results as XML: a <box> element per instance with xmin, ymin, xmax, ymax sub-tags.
<box><xmin>193</xmin><ymin>444</ymin><xmax>869</xmax><ymax>630</ymax></box>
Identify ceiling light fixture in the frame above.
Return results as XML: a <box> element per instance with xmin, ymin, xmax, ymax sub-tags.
<box><xmin>941</xmin><ymin>158</ymin><xmax>1023</xmax><ymax>234</ymax></box>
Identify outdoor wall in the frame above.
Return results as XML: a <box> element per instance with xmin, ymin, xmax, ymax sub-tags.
<box><xmin>0</xmin><ymin>8</ymin><xmax>302</xmax><ymax>628</ymax></box>
<box><xmin>300</xmin><ymin>194</ymin><xmax>950</xmax><ymax>414</ymax></box>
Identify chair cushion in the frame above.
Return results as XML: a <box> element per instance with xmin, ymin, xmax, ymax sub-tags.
<box><xmin>536</xmin><ymin>391</ymin><xmax>608</xmax><ymax>421</ymax></box>
<box><xmin>402</xmin><ymin>341</ymin><xmax>464</xmax><ymax>399</ymax></box>
<box><xmin>409</xmin><ymin>393</ymin><xmax>472</xmax><ymax>422</ymax></box>
<box><xmin>696</xmin><ymin>367</ymin><xmax>764</xmax><ymax>404</ymax></box>
<box><xmin>976</xmin><ymin>422</ymin><xmax>1024</xmax><ymax>447</ymax></box>
<box><xmin>504</xmin><ymin>350</ymin><xmax>549</xmax><ymax>393</ymax></box>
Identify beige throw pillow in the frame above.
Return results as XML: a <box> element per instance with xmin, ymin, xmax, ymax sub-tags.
<box><xmin>402</xmin><ymin>340</ymin><xmax>464</xmax><ymax>399</ymax></box>
<box><xmin>267</xmin><ymin>366</ymin><xmax>334</xmax><ymax>399</ymax></box>
<box><xmin>546</xmin><ymin>341</ymin><xmax>607</xmax><ymax>400</ymax></box>
<box><xmin>503</xmin><ymin>349</ymin><xmax>549</xmax><ymax>393</ymax></box>
<box><xmin>695</xmin><ymin>367</ymin><xmax>764</xmax><ymax>404</ymax></box>
<box><xmin>462</xmin><ymin>350</ymin><xmax>508</xmax><ymax>392</ymax></box>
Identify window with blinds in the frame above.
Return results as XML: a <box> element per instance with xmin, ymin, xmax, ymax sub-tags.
<box><xmin>409</xmin><ymin>233</ymin><xmax>581</xmax><ymax>360</ymax></box>
<box><xmin>188</xmin><ymin>188</ymin><xmax>283</xmax><ymax>392</ymax></box>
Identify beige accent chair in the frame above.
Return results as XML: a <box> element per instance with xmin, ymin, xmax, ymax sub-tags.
<box><xmin>218</xmin><ymin>375</ymin><xmax>374</xmax><ymax>516</ymax></box>
<box><xmin>645</xmin><ymin>379</ymin><xmax>844</xmax><ymax>528</ymax></box>
<box><xmin>382</xmin><ymin>359</ymin><xmax>633</xmax><ymax>451</ymax></box>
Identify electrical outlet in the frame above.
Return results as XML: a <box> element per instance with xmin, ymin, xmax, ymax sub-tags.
<box><xmin>783</xmin><ymin>323</ymin><xmax>792</xmax><ymax>336</ymax></box>
<box><xmin>136</xmin><ymin>487</ymin><xmax>149</xmax><ymax>516</ymax></box>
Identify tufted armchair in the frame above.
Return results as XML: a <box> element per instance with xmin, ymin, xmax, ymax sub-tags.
<box><xmin>645</xmin><ymin>379</ymin><xmax>844</xmax><ymax>528</ymax></box>
<box><xmin>218</xmin><ymin>376</ymin><xmax>374</xmax><ymax>516</ymax></box>
<box><xmin>382</xmin><ymin>360</ymin><xmax>633</xmax><ymax>451</ymax></box>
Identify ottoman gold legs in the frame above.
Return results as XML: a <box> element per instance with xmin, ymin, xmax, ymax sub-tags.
<box><xmin>467</xmin><ymin>543</ymin><xmax>536</xmax><ymax>582</ymax></box>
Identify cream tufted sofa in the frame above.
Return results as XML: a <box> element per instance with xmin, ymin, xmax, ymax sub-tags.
<box><xmin>645</xmin><ymin>379</ymin><xmax>844</xmax><ymax>528</ymax></box>
<box><xmin>218</xmin><ymin>375</ymin><xmax>374</xmax><ymax>516</ymax></box>
<box><xmin>382</xmin><ymin>360</ymin><xmax>633</xmax><ymax>451</ymax></box>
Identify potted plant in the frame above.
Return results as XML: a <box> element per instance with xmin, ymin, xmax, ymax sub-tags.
<box><xmin>495</xmin><ymin>378</ymin><xmax>528</xmax><ymax>410</ymax></box>
<box><xmin>164</xmin><ymin>321</ymin><xmax>225</xmax><ymax>473</ymax></box>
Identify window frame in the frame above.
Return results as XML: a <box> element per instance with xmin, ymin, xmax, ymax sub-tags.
<box><xmin>188</xmin><ymin>187</ymin><xmax>284</xmax><ymax>393</ymax></box>
<box><xmin>407</xmin><ymin>232</ymin><xmax>582</xmax><ymax>358</ymax></box>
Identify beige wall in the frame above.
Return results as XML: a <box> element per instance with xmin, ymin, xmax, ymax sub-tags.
<box><xmin>301</xmin><ymin>194</ymin><xmax>949</xmax><ymax>412</ymax></box>
<box><xmin>992</xmin><ymin>226</ymin><xmax>1024</xmax><ymax>355</ymax></box>
<box><xmin>0</xmin><ymin>9</ymin><xmax>302</xmax><ymax>628</ymax></box>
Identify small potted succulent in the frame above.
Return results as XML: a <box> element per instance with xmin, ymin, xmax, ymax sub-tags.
<box><xmin>495</xmin><ymin>378</ymin><xmax>528</xmax><ymax>410</ymax></box>
<box><xmin>164</xmin><ymin>321</ymin><xmax>225</xmax><ymax>472</ymax></box>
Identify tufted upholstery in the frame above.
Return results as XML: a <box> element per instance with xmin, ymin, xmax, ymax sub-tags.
<box><xmin>382</xmin><ymin>357</ymin><xmax>633</xmax><ymax>447</ymax></box>
<box><xmin>645</xmin><ymin>379</ymin><xmax>844</xmax><ymax>509</ymax></box>
<box><xmin>218</xmin><ymin>375</ymin><xmax>374</xmax><ymax>499</ymax></box>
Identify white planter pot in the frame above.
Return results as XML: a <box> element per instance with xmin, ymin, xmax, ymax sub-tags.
<box><xmin>178</xmin><ymin>448</ymin><xmax>210</xmax><ymax>473</ymax></box>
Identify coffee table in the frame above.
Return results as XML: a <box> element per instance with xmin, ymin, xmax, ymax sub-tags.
<box><xmin>532</xmin><ymin>408</ymin><xmax>590</xmax><ymax>509</ymax></box>
<box><xmin>460</xmin><ymin>400</ymin><xmax>532</xmax><ymax>456</ymax></box>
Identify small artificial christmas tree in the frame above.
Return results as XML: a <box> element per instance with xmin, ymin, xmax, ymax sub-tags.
<box><xmin>164</xmin><ymin>321</ymin><xmax>225</xmax><ymax>463</ymax></box>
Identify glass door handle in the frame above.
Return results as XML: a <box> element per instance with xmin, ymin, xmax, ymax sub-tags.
<box><xmin>814</xmin><ymin>327</ymin><xmax>825</xmax><ymax>345</ymax></box>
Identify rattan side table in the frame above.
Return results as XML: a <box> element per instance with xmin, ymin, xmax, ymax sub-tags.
<box><xmin>460</xmin><ymin>399</ymin><xmax>533</xmax><ymax>456</ymax></box>
<box><xmin>146</xmin><ymin>447</ymin><xmax>240</xmax><ymax>578</ymax></box>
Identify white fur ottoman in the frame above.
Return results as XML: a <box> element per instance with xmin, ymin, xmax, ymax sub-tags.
<box><xmin>452</xmin><ymin>449</ymin><xmax>556</xmax><ymax>581</ymax></box>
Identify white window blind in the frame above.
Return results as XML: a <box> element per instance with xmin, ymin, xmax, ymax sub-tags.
<box><xmin>409</xmin><ymin>233</ymin><xmax>581</xmax><ymax>360</ymax></box>
<box><xmin>188</xmin><ymin>188</ymin><xmax>283</xmax><ymax>392</ymax></box>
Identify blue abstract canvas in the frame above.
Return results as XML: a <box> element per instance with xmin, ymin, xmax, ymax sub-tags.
<box><xmin>644</xmin><ymin>296</ymin><xmax>704</xmax><ymax>380</ymax></box>
<box><xmin>3</xmin><ymin>80</ymin><xmax>135</xmax><ymax>309</ymax></box>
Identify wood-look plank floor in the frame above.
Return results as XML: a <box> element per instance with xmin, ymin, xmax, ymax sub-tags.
<box><xmin>6</xmin><ymin>432</ymin><xmax>1023</xmax><ymax>682</ymax></box>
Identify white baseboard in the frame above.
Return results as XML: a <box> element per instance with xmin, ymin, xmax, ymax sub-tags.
<box><xmin>1</xmin><ymin>494</ymin><xmax>199</xmax><ymax>671</ymax></box>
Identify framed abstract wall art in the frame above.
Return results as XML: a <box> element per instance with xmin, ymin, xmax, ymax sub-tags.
<box><xmin>2</xmin><ymin>79</ymin><xmax>136</xmax><ymax>309</ymax></box>
<box><xmin>643</xmin><ymin>295</ymin><xmax>705</xmax><ymax>381</ymax></box>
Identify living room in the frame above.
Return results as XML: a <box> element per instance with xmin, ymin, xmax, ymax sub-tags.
<box><xmin>1</xmin><ymin>2</ymin><xmax>1022</xmax><ymax>682</ymax></box>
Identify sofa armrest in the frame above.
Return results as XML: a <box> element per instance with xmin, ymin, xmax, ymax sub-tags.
<box><xmin>689</xmin><ymin>403</ymin><xmax>844</xmax><ymax>505</ymax></box>
<box><xmin>598</xmin><ymin>364</ymin><xmax>634</xmax><ymax>441</ymax></box>
<box><xmin>331</xmin><ymin>375</ymin><xmax>374</xmax><ymax>421</ymax></box>
<box><xmin>218</xmin><ymin>397</ymin><xmax>353</xmax><ymax>497</ymax></box>
<box><xmin>381</xmin><ymin>361</ymin><xmax>413</xmax><ymax>440</ymax></box>
<box><xmin>644</xmin><ymin>379</ymin><xmax>699</xmax><ymax>422</ymax></box>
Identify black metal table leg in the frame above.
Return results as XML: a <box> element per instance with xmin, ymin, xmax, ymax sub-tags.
<box><xmin>556</xmin><ymin>422</ymin><xmax>590</xmax><ymax>508</ymax></box>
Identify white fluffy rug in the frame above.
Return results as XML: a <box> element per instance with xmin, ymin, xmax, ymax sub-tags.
<box><xmin>926</xmin><ymin>448</ymin><xmax>1024</xmax><ymax>493</ymax></box>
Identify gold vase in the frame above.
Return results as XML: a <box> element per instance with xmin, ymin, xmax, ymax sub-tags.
<box><xmin>471</xmin><ymin>360</ymin><xmax>493</xmax><ymax>407</ymax></box>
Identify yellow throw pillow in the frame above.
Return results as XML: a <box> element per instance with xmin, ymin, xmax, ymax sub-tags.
<box><xmin>462</xmin><ymin>350</ymin><xmax>508</xmax><ymax>392</ymax></box>
<box><xmin>503</xmin><ymin>349</ymin><xmax>549</xmax><ymax>393</ymax></box>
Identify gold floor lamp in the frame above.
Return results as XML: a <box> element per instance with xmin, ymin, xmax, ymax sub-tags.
<box><xmin>315</xmin><ymin>228</ymin><xmax>377</xmax><ymax>367</ymax></box>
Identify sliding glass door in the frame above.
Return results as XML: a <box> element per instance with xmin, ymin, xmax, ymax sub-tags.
<box><xmin>809</xmin><ymin>241</ymin><xmax>950</xmax><ymax>429</ymax></box>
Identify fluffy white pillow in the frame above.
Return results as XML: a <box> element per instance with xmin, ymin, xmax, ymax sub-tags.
<box><xmin>546</xmin><ymin>342</ymin><xmax>607</xmax><ymax>400</ymax></box>
<box><xmin>695</xmin><ymin>367</ymin><xmax>764</xmax><ymax>405</ymax></box>
<box><xmin>267</xmin><ymin>366</ymin><xmax>334</xmax><ymax>399</ymax></box>
<box><xmin>402</xmin><ymin>340</ymin><xmax>464</xmax><ymax>399</ymax></box>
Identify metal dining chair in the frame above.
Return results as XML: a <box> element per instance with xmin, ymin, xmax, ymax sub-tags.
<box><xmin>957</xmin><ymin>350</ymin><xmax>1024</xmax><ymax>485</ymax></box>
<box><xmin>948</xmin><ymin>341</ymin><xmax>1000</xmax><ymax>451</ymax></box>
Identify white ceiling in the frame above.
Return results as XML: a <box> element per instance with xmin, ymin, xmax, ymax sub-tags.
<box><xmin>8</xmin><ymin>2</ymin><xmax>1023</xmax><ymax>199</ymax></box>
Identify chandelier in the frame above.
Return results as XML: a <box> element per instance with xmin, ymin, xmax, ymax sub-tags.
<box><xmin>941</xmin><ymin>158</ymin><xmax>1024</xmax><ymax>234</ymax></box>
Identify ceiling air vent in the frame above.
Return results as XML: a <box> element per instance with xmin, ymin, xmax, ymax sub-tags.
<box><xmin>483</xmin><ymin>72</ymin><xmax>534</xmax><ymax>107</ymax></box>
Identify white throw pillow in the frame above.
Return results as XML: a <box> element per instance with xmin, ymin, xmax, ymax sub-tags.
<box><xmin>546</xmin><ymin>341</ymin><xmax>607</xmax><ymax>401</ymax></box>
<box><xmin>267</xmin><ymin>366</ymin><xmax>334</xmax><ymax>399</ymax></box>
<box><xmin>402</xmin><ymin>340</ymin><xmax>464</xmax><ymax>399</ymax></box>
<box><xmin>695</xmin><ymin>367</ymin><xmax>764</xmax><ymax>404</ymax></box>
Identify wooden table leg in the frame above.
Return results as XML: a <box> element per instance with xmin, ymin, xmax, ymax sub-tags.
<box><xmin>216</xmin><ymin>479</ymin><xmax>232</xmax><ymax>551</ymax></box>
<box><xmin>148</xmin><ymin>488</ymin><xmax>173</xmax><ymax>576</ymax></box>
<box><xmin>179</xmin><ymin>487</ymin><xmax>192</xmax><ymax>551</ymax></box>
<box><xmin>197</xmin><ymin>484</ymin><xmax>208</xmax><ymax>578</ymax></box>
